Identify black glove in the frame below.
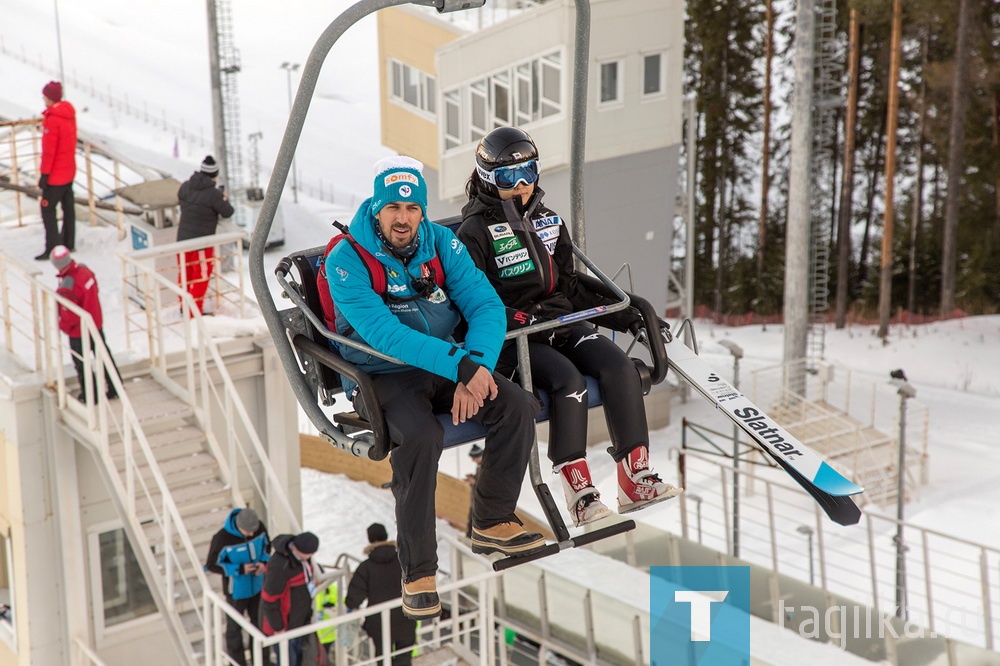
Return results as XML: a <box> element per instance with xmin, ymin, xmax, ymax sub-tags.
<box><xmin>38</xmin><ymin>174</ymin><xmax>49</xmax><ymax>190</ymax></box>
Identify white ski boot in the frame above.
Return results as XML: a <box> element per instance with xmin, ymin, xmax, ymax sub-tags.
<box><xmin>617</xmin><ymin>445</ymin><xmax>682</xmax><ymax>514</ymax></box>
<box><xmin>556</xmin><ymin>458</ymin><xmax>612</xmax><ymax>527</ymax></box>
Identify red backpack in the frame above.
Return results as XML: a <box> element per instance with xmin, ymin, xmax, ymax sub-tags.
<box><xmin>316</xmin><ymin>221</ymin><xmax>445</xmax><ymax>333</ymax></box>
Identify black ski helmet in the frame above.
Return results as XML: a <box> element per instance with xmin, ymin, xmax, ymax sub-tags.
<box><xmin>475</xmin><ymin>127</ymin><xmax>539</xmax><ymax>172</ymax></box>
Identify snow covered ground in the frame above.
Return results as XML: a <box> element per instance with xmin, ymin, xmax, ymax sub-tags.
<box><xmin>4</xmin><ymin>2</ymin><xmax>1000</xmax><ymax>664</ymax></box>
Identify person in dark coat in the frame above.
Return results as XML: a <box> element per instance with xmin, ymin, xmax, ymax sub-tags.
<box><xmin>51</xmin><ymin>245</ymin><xmax>121</xmax><ymax>402</ymax></box>
<box><xmin>345</xmin><ymin>523</ymin><xmax>416</xmax><ymax>665</ymax></box>
<box><xmin>261</xmin><ymin>531</ymin><xmax>320</xmax><ymax>666</ymax></box>
<box><xmin>204</xmin><ymin>508</ymin><xmax>271</xmax><ymax>666</ymax></box>
<box><xmin>36</xmin><ymin>81</ymin><xmax>78</xmax><ymax>260</ymax></box>
<box><xmin>458</xmin><ymin>126</ymin><xmax>681</xmax><ymax>528</ymax></box>
<box><xmin>176</xmin><ymin>155</ymin><xmax>234</xmax><ymax>314</ymax></box>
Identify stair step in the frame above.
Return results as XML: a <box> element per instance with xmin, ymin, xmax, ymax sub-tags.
<box><xmin>134</xmin><ymin>479</ymin><xmax>231</xmax><ymax>520</ymax></box>
<box><xmin>111</xmin><ymin>425</ymin><xmax>208</xmax><ymax>462</ymax></box>
<box><xmin>143</xmin><ymin>507</ymin><xmax>232</xmax><ymax>546</ymax></box>
<box><xmin>117</xmin><ymin>451</ymin><xmax>221</xmax><ymax>490</ymax></box>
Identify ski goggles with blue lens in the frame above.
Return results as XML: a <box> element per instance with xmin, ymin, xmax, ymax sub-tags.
<box><xmin>478</xmin><ymin>159</ymin><xmax>541</xmax><ymax>190</ymax></box>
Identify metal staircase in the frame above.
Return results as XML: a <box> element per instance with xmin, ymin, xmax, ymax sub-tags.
<box><xmin>0</xmin><ymin>241</ymin><xmax>300</xmax><ymax>664</ymax></box>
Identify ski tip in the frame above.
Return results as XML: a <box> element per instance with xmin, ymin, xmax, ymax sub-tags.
<box><xmin>813</xmin><ymin>462</ymin><xmax>865</xmax><ymax>496</ymax></box>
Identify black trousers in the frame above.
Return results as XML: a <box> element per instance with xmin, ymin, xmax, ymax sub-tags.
<box><xmin>497</xmin><ymin>324</ymin><xmax>649</xmax><ymax>466</ymax></box>
<box><xmin>225</xmin><ymin>593</ymin><xmax>261</xmax><ymax>666</ymax></box>
<box><xmin>41</xmin><ymin>182</ymin><xmax>76</xmax><ymax>251</ymax></box>
<box><xmin>359</xmin><ymin>368</ymin><xmax>539</xmax><ymax>582</ymax></box>
<box><xmin>366</xmin><ymin>621</ymin><xmax>416</xmax><ymax>666</ymax></box>
<box><xmin>69</xmin><ymin>330</ymin><xmax>122</xmax><ymax>399</ymax></box>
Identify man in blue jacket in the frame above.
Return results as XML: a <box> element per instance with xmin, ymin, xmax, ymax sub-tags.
<box><xmin>205</xmin><ymin>507</ymin><xmax>271</xmax><ymax>666</ymax></box>
<box><xmin>326</xmin><ymin>156</ymin><xmax>545</xmax><ymax>621</ymax></box>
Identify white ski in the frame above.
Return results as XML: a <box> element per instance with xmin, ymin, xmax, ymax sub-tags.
<box><xmin>663</xmin><ymin>333</ymin><xmax>863</xmax><ymax>526</ymax></box>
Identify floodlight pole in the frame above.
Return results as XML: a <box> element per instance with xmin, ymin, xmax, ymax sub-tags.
<box><xmin>892</xmin><ymin>373</ymin><xmax>916</xmax><ymax>619</ymax></box>
<box><xmin>280</xmin><ymin>62</ymin><xmax>301</xmax><ymax>203</ymax></box>
<box><xmin>719</xmin><ymin>340</ymin><xmax>743</xmax><ymax>558</ymax></box>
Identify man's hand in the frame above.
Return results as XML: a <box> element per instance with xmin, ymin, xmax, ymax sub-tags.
<box><xmin>38</xmin><ymin>174</ymin><xmax>48</xmax><ymax>190</ymax></box>
<box><xmin>452</xmin><ymin>368</ymin><xmax>497</xmax><ymax>424</ymax></box>
<box><xmin>464</xmin><ymin>366</ymin><xmax>497</xmax><ymax>403</ymax></box>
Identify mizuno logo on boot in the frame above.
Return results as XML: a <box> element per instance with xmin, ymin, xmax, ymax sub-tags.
<box><xmin>566</xmin><ymin>389</ymin><xmax>587</xmax><ymax>403</ymax></box>
<box><xmin>574</xmin><ymin>333</ymin><xmax>601</xmax><ymax>347</ymax></box>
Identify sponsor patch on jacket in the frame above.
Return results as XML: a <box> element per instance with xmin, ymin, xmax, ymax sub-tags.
<box><xmin>492</xmin><ymin>236</ymin><xmax>522</xmax><ymax>254</ymax></box>
<box><xmin>498</xmin><ymin>260</ymin><xmax>535</xmax><ymax>278</ymax></box>
<box><xmin>495</xmin><ymin>248</ymin><xmax>530</xmax><ymax>268</ymax></box>
<box><xmin>489</xmin><ymin>224</ymin><xmax>514</xmax><ymax>240</ymax></box>
<box><xmin>532</xmin><ymin>215</ymin><xmax>561</xmax><ymax>230</ymax></box>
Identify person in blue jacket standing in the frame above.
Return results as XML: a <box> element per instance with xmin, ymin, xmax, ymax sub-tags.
<box><xmin>326</xmin><ymin>156</ymin><xmax>545</xmax><ymax>621</ymax></box>
<box><xmin>204</xmin><ymin>507</ymin><xmax>271</xmax><ymax>666</ymax></box>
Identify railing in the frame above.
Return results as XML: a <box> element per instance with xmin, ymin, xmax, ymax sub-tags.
<box><xmin>749</xmin><ymin>358</ymin><xmax>930</xmax><ymax>502</ymax></box>
<box><xmin>119</xmin><ymin>235</ymin><xmax>301</xmax><ymax>536</ymax></box>
<box><xmin>204</xmin><ymin>538</ymin><xmax>497</xmax><ymax>666</ymax></box>
<box><xmin>0</xmin><ymin>118</ymin><xmax>152</xmax><ymax>236</ymax></box>
<box><xmin>0</xmin><ymin>249</ymin><xmax>206</xmax><ymax>663</ymax></box>
<box><xmin>0</xmin><ymin>36</ymin><xmax>210</xmax><ymax>150</ymax></box>
<box><xmin>673</xmin><ymin>448</ymin><xmax>1000</xmax><ymax>651</ymax></box>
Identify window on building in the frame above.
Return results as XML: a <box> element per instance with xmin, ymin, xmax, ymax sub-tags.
<box><xmin>0</xmin><ymin>528</ymin><xmax>15</xmax><ymax>649</ymax></box>
<box><xmin>97</xmin><ymin>528</ymin><xmax>156</xmax><ymax>627</ymax></box>
<box><xmin>643</xmin><ymin>52</ymin><xmax>665</xmax><ymax>97</ymax></box>
<box><xmin>470</xmin><ymin>79</ymin><xmax>489</xmax><ymax>143</ymax></box>
<box><xmin>540</xmin><ymin>52</ymin><xmax>561</xmax><ymax>117</ymax></box>
<box><xmin>444</xmin><ymin>91</ymin><xmax>462</xmax><ymax>150</ymax></box>
<box><xmin>441</xmin><ymin>49</ymin><xmax>564</xmax><ymax>152</ymax></box>
<box><xmin>388</xmin><ymin>58</ymin><xmax>437</xmax><ymax>118</ymax></box>
<box><xmin>599</xmin><ymin>60</ymin><xmax>623</xmax><ymax>105</ymax></box>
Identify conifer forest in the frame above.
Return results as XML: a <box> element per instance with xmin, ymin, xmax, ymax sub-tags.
<box><xmin>683</xmin><ymin>0</ymin><xmax>1000</xmax><ymax>323</ymax></box>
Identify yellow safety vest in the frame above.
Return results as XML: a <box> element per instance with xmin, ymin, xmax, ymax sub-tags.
<box><xmin>314</xmin><ymin>583</ymin><xmax>338</xmax><ymax>644</ymax></box>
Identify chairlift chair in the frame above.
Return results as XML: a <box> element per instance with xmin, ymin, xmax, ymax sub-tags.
<box><xmin>249</xmin><ymin>0</ymin><xmax>684</xmax><ymax>568</ymax></box>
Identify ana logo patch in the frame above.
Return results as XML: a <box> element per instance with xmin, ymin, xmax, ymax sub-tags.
<box><xmin>489</xmin><ymin>224</ymin><xmax>514</xmax><ymax>240</ymax></box>
<box><xmin>532</xmin><ymin>215</ymin><xmax>561</xmax><ymax>230</ymax></box>
<box><xmin>399</xmin><ymin>185</ymin><xmax>412</xmax><ymax>198</ymax></box>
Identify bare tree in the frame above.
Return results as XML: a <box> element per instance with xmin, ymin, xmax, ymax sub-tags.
<box><xmin>756</xmin><ymin>0</ymin><xmax>775</xmax><ymax>292</ymax></box>
<box><xmin>907</xmin><ymin>31</ymin><xmax>929</xmax><ymax>315</ymax></box>
<box><xmin>878</xmin><ymin>0</ymin><xmax>903</xmax><ymax>339</ymax></box>
<box><xmin>835</xmin><ymin>9</ymin><xmax>861</xmax><ymax>329</ymax></box>
<box><xmin>940</xmin><ymin>0</ymin><xmax>974</xmax><ymax>315</ymax></box>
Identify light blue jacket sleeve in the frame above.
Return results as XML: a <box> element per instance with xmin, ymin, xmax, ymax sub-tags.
<box><xmin>327</xmin><ymin>238</ymin><xmax>476</xmax><ymax>382</ymax></box>
<box><xmin>433</xmin><ymin>227</ymin><xmax>506</xmax><ymax>372</ymax></box>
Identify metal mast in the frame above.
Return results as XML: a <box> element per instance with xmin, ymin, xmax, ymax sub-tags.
<box><xmin>206</xmin><ymin>0</ymin><xmax>245</xmax><ymax>224</ymax></box>
<box><xmin>807</xmin><ymin>0</ymin><xmax>843</xmax><ymax>367</ymax></box>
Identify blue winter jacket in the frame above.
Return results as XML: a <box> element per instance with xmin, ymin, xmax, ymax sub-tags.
<box><xmin>204</xmin><ymin>508</ymin><xmax>271</xmax><ymax>600</ymax></box>
<box><xmin>325</xmin><ymin>198</ymin><xmax>506</xmax><ymax>397</ymax></box>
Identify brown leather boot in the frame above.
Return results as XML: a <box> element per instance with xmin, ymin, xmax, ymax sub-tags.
<box><xmin>401</xmin><ymin>576</ymin><xmax>441</xmax><ymax>620</ymax></box>
<box><xmin>471</xmin><ymin>522</ymin><xmax>546</xmax><ymax>556</ymax></box>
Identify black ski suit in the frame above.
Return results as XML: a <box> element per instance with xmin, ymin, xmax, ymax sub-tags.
<box><xmin>457</xmin><ymin>186</ymin><xmax>649</xmax><ymax>465</ymax></box>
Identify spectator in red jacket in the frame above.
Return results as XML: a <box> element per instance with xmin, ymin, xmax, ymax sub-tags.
<box><xmin>261</xmin><ymin>532</ymin><xmax>320</xmax><ymax>666</ymax></box>
<box><xmin>36</xmin><ymin>81</ymin><xmax>78</xmax><ymax>261</ymax></box>
<box><xmin>51</xmin><ymin>246</ymin><xmax>121</xmax><ymax>402</ymax></box>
